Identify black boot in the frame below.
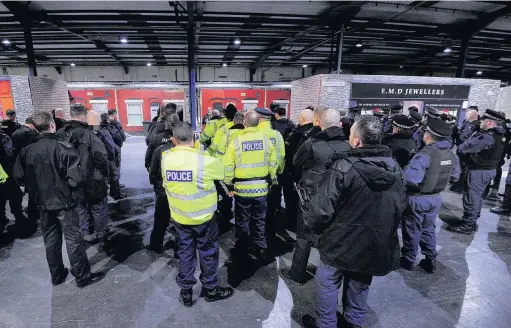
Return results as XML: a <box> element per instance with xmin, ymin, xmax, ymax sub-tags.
<box><xmin>280</xmin><ymin>268</ymin><xmax>307</xmax><ymax>285</ymax></box>
<box><xmin>202</xmin><ymin>286</ymin><xmax>234</xmax><ymax>302</ymax></box>
<box><xmin>180</xmin><ymin>288</ymin><xmax>193</xmax><ymax>307</ymax></box>
<box><xmin>400</xmin><ymin>257</ymin><xmax>414</xmax><ymax>271</ymax></box>
<box><xmin>419</xmin><ymin>257</ymin><xmax>436</xmax><ymax>273</ymax></box>
<box><xmin>491</xmin><ymin>184</ymin><xmax>511</xmax><ymax>215</ymax></box>
<box><xmin>302</xmin><ymin>314</ymin><xmax>319</xmax><ymax>328</ymax></box>
<box><xmin>76</xmin><ymin>271</ymin><xmax>106</xmax><ymax>288</ymax></box>
<box><xmin>52</xmin><ymin>268</ymin><xmax>69</xmax><ymax>286</ymax></box>
<box><xmin>447</xmin><ymin>222</ymin><xmax>477</xmax><ymax>235</ymax></box>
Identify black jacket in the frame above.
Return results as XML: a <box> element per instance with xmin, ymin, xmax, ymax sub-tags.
<box><xmin>54</xmin><ymin>118</ymin><xmax>67</xmax><ymax>132</ymax></box>
<box><xmin>272</xmin><ymin>118</ymin><xmax>296</xmax><ymax>141</ymax></box>
<box><xmin>101</xmin><ymin>121</ymin><xmax>123</xmax><ymax>148</ymax></box>
<box><xmin>0</xmin><ymin>131</ymin><xmax>14</xmax><ymax>173</ymax></box>
<box><xmin>285</xmin><ymin>123</ymin><xmax>313</xmax><ymax>174</ymax></box>
<box><xmin>149</xmin><ymin>142</ymin><xmax>174</xmax><ymax>195</ymax></box>
<box><xmin>145</xmin><ymin>120</ymin><xmax>167</xmax><ymax>146</ymax></box>
<box><xmin>307</xmin><ymin>145</ymin><xmax>406</xmax><ymax>276</ymax></box>
<box><xmin>383</xmin><ymin>132</ymin><xmax>417</xmax><ymax>168</ymax></box>
<box><xmin>293</xmin><ymin>126</ymin><xmax>350</xmax><ymax>184</ymax></box>
<box><xmin>110</xmin><ymin>119</ymin><xmax>126</xmax><ymax>146</ymax></box>
<box><xmin>13</xmin><ymin>133</ymin><xmax>83</xmax><ymax>211</ymax></box>
<box><xmin>1</xmin><ymin>119</ymin><xmax>22</xmax><ymax>138</ymax></box>
<box><xmin>56</xmin><ymin>121</ymin><xmax>109</xmax><ymax>201</ymax></box>
<box><xmin>12</xmin><ymin>126</ymin><xmax>39</xmax><ymax>158</ymax></box>
<box><xmin>145</xmin><ymin>129</ymin><xmax>172</xmax><ymax>169</ymax></box>
<box><xmin>97</xmin><ymin>127</ymin><xmax>117</xmax><ymax>162</ymax></box>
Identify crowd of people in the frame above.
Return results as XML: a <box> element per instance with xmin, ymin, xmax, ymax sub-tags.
<box><xmin>0</xmin><ymin>99</ymin><xmax>509</xmax><ymax>328</ymax></box>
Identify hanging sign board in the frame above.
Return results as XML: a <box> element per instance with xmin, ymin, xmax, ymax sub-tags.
<box><xmin>351</xmin><ymin>83</ymin><xmax>470</xmax><ymax>100</ymax></box>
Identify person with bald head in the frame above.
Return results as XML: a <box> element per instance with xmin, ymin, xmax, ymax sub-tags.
<box><xmin>53</xmin><ymin>108</ymin><xmax>67</xmax><ymax>131</ymax></box>
<box><xmin>281</xmin><ymin>108</ymin><xmax>350</xmax><ymax>285</ymax></box>
<box><xmin>223</xmin><ymin>110</ymin><xmax>277</xmax><ymax>263</ymax></box>
<box><xmin>283</xmin><ymin>109</ymin><xmax>315</xmax><ymax>230</ymax></box>
<box><xmin>56</xmin><ymin>104</ymin><xmax>111</xmax><ymax>251</ymax></box>
<box><xmin>457</xmin><ymin>108</ymin><xmax>480</xmax><ymax>146</ymax></box>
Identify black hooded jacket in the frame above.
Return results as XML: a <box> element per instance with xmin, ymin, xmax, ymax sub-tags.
<box><xmin>293</xmin><ymin>126</ymin><xmax>350</xmax><ymax>184</ymax></box>
<box><xmin>1</xmin><ymin>119</ymin><xmax>22</xmax><ymax>138</ymax></box>
<box><xmin>54</xmin><ymin>118</ymin><xmax>67</xmax><ymax>132</ymax></box>
<box><xmin>149</xmin><ymin>142</ymin><xmax>174</xmax><ymax>195</ymax></box>
<box><xmin>13</xmin><ymin>133</ymin><xmax>83</xmax><ymax>211</ymax></box>
<box><xmin>307</xmin><ymin>145</ymin><xmax>406</xmax><ymax>276</ymax></box>
<box><xmin>285</xmin><ymin>123</ymin><xmax>313</xmax><ymax>175</ymax></box>
<box><xmin>11</xmin><ymin>125</ymin><xmax>39</xmax><ymax>158</ymax></box>
<box><xmin>383</xmin><ymin>132</ymin><xmax>417</xmax><ymax>168</ymax></box>
<box><xmin>145</xmin><ymin>128</ymin><xmax>172</xmax><ymax>170</ymax></box>
<box><xmin>272</xmin><ymin>118</ymin><xmax>296</xmax><ymax>141</ymax></box>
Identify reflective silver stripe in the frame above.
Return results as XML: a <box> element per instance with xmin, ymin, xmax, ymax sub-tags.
<box><xmin>170</xmin><ymin>204</ymin><xmax>217</xmax><ymax>218</ymax></box>
<box><xmin>234</xmin><ymin>187</ymin><xmax>268</xmax><ymax>194</ymax></box>
<box><xmin>263</xmin><ymin>138</ymin><xmax>270</xmax><ymax>164</ymax></box>
<box><xmin>197</xmin><ymin>153</ymin><xmax>204</xmax><ymax>187</ymax></box>
<box><xmin>236</xmin><ymin>179</ymin><xmax>267</xmax><ymax>185</ymax></box>
<box><xmin>225</xmin><ymin>167</ymin><xmax>234</xmax><ymax>172</ymax></box>
<box><xmin>276</xmin><ymin>136</ymin><xmax>282</xmax><ymax>161</ymax></box>
<box><xmin>167</xmin><ymin>186</ymin><xmax>216</xmax><ymax>201</ymax></box>
<box><xmin>234</xmin><ymin>138</ymin><xmax>242</xmax><ymax>166</ymax></box>
<box><xmin>238</xmin><ymin>163</ymin><xmax>266</xmax><ymax>168</ymax></box>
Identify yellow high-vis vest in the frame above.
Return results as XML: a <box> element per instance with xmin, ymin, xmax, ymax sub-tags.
<box><xmin>215</xmin><ymin>127</ymin><xmax>245</xmax><ymax>161</ymax></box>
<box><xmin>199</xmin><ymin>117</ymin><xmax>226</xmax><ymax>146</ymax></box>
<box><xmin>223</xmin><ymin>127</ymin><xmax>277</xmax><ymax>197</ymax></box>
<box><xmin>257</xmin><ymin>120</ymin><xmax>285</xmax><ymax>174</ymax></box>
<box><xmin>209</xmin><ymin>120</ymin><xmax>234</xmax><ymax>156</ymax></box>
<box><xmin>162</xmin><ymin>145</ymin><xmax>224</xmax><ymax>225</ymax></box>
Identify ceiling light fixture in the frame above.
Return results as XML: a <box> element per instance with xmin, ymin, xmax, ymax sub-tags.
<box><xmin>2</xmin><ymin>39</ymin><xmax>10</xmax><ymax>45</ymax></box>
<box><xmin>443</xmin><ymin>47</ymin><xmax>452</xmax><ymax>53</ymax></box>
<box><xmin>120</xmin><ymin>37</ymin><xmax>128</xmax><ymax>44</ymax></box>
<box><xmin>70</xmin><ymin>63</ymin><xmax>76</xmax><ymax>66</ymax></box>
<box><xmin>355</xmin><ymin>43</ymin><xmax>363</xmax><ymax>47</ymax></box>
<box><xmin>399</xmin><ymin>65</ymin><xmax>404</xmax><ymax>68</ymax></box>
<box><xmin>302</xmin><ymin>64</ymin><xmax>308</xmax><ymax>68</ymax></box>
<box><xmin>476</xmin><ymin>70</ymin><xmax>483</xmax><ymax>75</ymax></box>
<box><xmin>234</xmin><ymin>39</ymin><xmax>241</xmax><ymax>45</ymax></box>
<box><xmin>147</xmin><ymin>62</ymin><xmax>152</xmax><ymax>66</ymax></box>
<box><xmin>223</xmin><ymin>63</ymin><xmax>228</xmax><ymax>67</ymax></box>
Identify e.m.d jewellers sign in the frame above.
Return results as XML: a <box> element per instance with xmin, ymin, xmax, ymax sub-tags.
<box><xmin>351</xmin><ymin>83</ymin><xmax>470</xmax><ymax>100</ymax></box>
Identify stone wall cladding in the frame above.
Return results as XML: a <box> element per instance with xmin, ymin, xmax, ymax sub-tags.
<box><xmin>9</xmin><ymin>76</ymin><xmax>34</xmax><ymax>122</ymax></box>
<box><xmin>289</xmin><ymin>75</ymin><xmax>322</xmax><ymax>122</ymax></box>
<box><xmin>291</xmin><ymin>73</ymin><xmax>502</xmax><ymax>122</ymax></box>
<box><xmin>28</xmin><ymin>77</ymin><xmax>70</xmax><ymax>119</ymax></box>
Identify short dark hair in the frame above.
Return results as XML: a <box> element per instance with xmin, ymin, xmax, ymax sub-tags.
<box><xmin>70</xmin><ymin>103</ymin><xmax>88</xmax><ymax>118</ymax></box>
<box><xmin>165</xmin><ymin>114</ymin><xmax>180</xmax><ymax>130</ymax></box>
<box><xmin>172</xmin><ymin>122</ymin><xmax>194</xmax><ymax>143</ymax></box>
<box><xmin>108</xmin><ymin>109</ymin><xmax>118</xmax><ymax>116</ymax></box>
<box><xmin>100</xmin><ymin>113</ymin><xmax>109</xmax><ymax>122</ymax></box>
<box><xmin>233</xmin><ymin>112</ymin><xmax>244</xmax><ymax>125</ymax></box>
<box><xmin>269</xmin><ymin>102</ymin><xmax>279</xmax><ymax>112</ymax></box>
<box><xmin>162</xmin><ymin>103</ymin><xmax>177</xmax><ymax>116</ymax></box>
<box><xmin>31</xmin><ymin>111</ymin><xmax>53</xmax><ymax>132</ymax></box>
<box><xmin>225</xmin><ymin>104</ymin><xmax>238</xmax><ymax>121</ymax></box>
<box><xmin>353</xmin><ymin>115</ymin><xmax>383</xmax><ymax>145</ymax></box>
<box><xmin>276</xmin><ymin>107</ymin><xmax>286</xmax><ymax>116</ymax></box>
<box><xmin>25</xmin><ymin>116</ymin><xmax>35</xmax><ymax>125</ymax></box>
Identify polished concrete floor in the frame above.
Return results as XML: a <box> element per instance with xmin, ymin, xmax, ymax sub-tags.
<box><xmin>1</xmin><ymin>136</ymin><xmax>511</xmax><ymax>328</ymax></box>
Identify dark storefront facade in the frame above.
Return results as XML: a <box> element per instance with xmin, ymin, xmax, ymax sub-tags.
<box><xmin>351</xmin><ymin>83</ymin><xmax>471</xmax><ymax>124</ymax></box>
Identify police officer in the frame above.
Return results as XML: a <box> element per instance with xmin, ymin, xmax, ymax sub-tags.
<box><xmin>146</xmin><ymin>119</ymin><xmax>178</xmax><ymax>254</ymax></box>
<box><xmin>255</xmin><ymin>107</ymin><xmax>287</xmax><ymax>247</ymax></box>
<box><xmin>413</xmin><ymin>106</ymin><xmax>442</xmax><ymax>150</ymax></box>
<box><xmin>383</xmin><ymin>104</ymin><xmax>403</xmax><ymax>134</ymax></box>
<box><xmin>199</xmin><ymin>107</ymin><xmax>226</xmax><ymax>149</ymax></box>
<box><xmin>202</xmin><ymin>107</ymin><xmax>212</xmax><ymax>126</ymax></box>
<box><xmin>108</xmin><ymin>109</ymin><xmax>126</xmax><ymax>188</ymax></box>
<box><xmin>224</xmin><ymin>110</ymin><xmax>277</xmax><ymax>262</ymax></box>
<box><xmin>281</xmin><ymin>109</ymin><xmax>350</xmax><ymax>285</ymax></box>
<box><xmin>162</xmin><ymin>122</ymin><xmax>233</xmax><ymax>306</ymax></box>
<box><xmin>382</xmin><ymin>115</ymin><xmax>417</xmax><ymax>168</ymax></box>
<box><xmin>13</xmin><ymin>111</ymin><xmax>105</xmax><ymax>288</ymax></box>
<box><xmin>145</xmin><ymin>114</ymin><xmax>180</xmax><ymax>170</ymax></box>
<box><xmin>373</xmin><ymin>109</ymin><xmax>386</xmax><ymax>123</ymax></box>
<box><xmin>57</xmin><ymin>104</ymin><xmax>110</xmax><ymax>249</ymax></box>
<box><xmin>1</xmin><ymin>109</ymin><xmax>22</xmax><ymax>137</ymax></box>
<box><xmin>341</xmin><ymin>106</ymin><xmax>361</xmax><ymax>137</ymax></box>
<box><xmin>491</xmin><ymin>159</ymin><xmax>511</xmax><ymax>215</ymax></box>
<box><xmin>447</xmin><ymin>109</ymin><xmax>506</xmax><ymax>234</ymax></box>
<box><xmin>408</xmin><ymin>110</ymin><xmax>423</xmax><ymax>130</ymax></box>
<box><xmin>400</xmin><ymin>118</ymin><xmax>460</xmax><ymax>273</ymax></box>
<box><xmin>457</xmin><ymin>107</ymin><xmax>479</xmax><ymax>146</ymax></box>
<box><xmin>209</xmin><ymin>105</ymin><xmax>238</xmax><ymax>156</ymax></box>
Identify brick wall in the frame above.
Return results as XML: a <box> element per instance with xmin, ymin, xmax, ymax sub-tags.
<box><xmin>291</xmin><ymin>74</ymin><xmax>502</xmax><ymax>122</ymax></box>
<box><xmin>9</xmin><ymin>76</ymin><xmax>34</xmax><ymax>122</ymax></box>
<box><xmin>28</xmin><ymin>77</ymin><xmax>70</xmax><ymax>119</ymax></box>
<box><xmin>289</xmin><ymin>75</ymin><xmax>322</xmax><ymax>122</ymax></box>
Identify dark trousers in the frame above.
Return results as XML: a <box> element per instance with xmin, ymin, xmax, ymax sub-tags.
<box><xmin>315</xmin><ymin>259</ymin><xmax>373</xmax><ymax>328</ymax></box>
<box><xmin>234</xmin><ymin>195</ymin><xmax>268</xmax><ymax>249</ymax></box>
<box><xmin>174</xmin><ymin>219</ymin><xmax>219</xmax><ymax>290</ymax></box>
<box><xmin>77</xmin><ymin>198</ymin><xmax>109</xmax><ymax>239</ymax></box>
<box><xmin>28</xmin><ymin>197</ymin><xmax>40</xmax><ymax>222</ymax></box>
<box><xmin>463</xmin><ymin>170</ymin><xmax>495</xmax><ymax>223</ymax></box>
<box><xmin>289</xmin><ymin>237</ymin><xmax>312</xmax><ymax>279</ymax></box>
<box><xmin>282</xmin><ymin>179</ymin><xmax>298</xmax><ymax>230</ymax></box>
<box><xmin>217</xmin><ymin>195</ymin><xmax>233</xmax><ymax>222</ymax></box>
<box><xmin>109</xmin><ymin>162</ymin><xmax>122</xmax><ymax>198</ymax></box>
<box><xmin>401</xmin><ymin>195</ymin><xmax>442</xmax><ymax>263</ymax></box>
<box><xmin>149</xmin><ymin>193</ymin><xmax>172</xmax><ymax>249</ymax></box>
<box><xmin>0</xmin><ymin>177</ymin><xmax>23</xmax><ymax>220</ymax></box>
<box><xmin>40</xmin><ymin>208</ymin><xmax>91</xmax><ymax>284</ymax></box>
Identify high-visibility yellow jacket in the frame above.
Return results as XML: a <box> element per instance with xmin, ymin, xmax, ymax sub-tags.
<box><xmin>214</xmin><ymin>126</ymin><xmax>245</xmax><ymax>161</ymax></box>
<box><xmin>162</xmin><ymin>145</ymin><xmax>224</xmax><ymax>225</ymax></box>
<box><xmin>209</xmin><ymin>121</ymin><xmax>234</xmax><ymax>156</ymax></box>
<box><xmin>199</xmin><ymin>117</ymin><xmax>226</xmax><ymax>146</ymax></box>
<box><xmin>223</xmin><ymin>127</ymin><xmax>277</xmax><ymax>197</ymax></box>
<box><xmin>257</xmin><ymin>120</ymin><xmax>285</xmax><ymax>174</ymax></box>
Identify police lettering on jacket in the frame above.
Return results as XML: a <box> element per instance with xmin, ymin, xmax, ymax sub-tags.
<box><xmin>242</xmin><ymin>140</ymin><xmax>263</xmax><ymax>152</ymax></box>
<box><xmin>166</xmin><ymin>170</ymin><xmax>193</xmax><ymax>182</ymax></box>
